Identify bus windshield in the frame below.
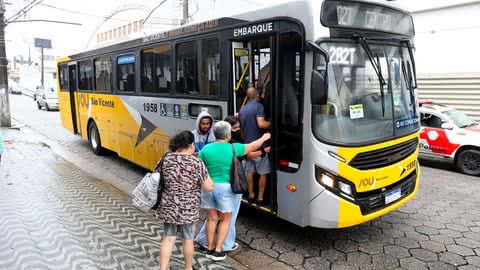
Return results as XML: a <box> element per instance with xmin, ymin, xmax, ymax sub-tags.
<box><xmin>312</xmin><ymin>41</ymin><xmax>419</xmax><ymax>145</ymax></box>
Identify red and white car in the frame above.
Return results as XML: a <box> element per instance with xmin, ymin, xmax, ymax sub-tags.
<box><xmin>419</xmin><ymin>101</ymin><xmax>480</xmax><ymax>176</ymax></box>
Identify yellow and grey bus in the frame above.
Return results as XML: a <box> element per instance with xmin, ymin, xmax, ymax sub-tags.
<box><xmin>57</xmin><ymin>0</ymin><xmax>420</xmax><ymax>228</ymax></box>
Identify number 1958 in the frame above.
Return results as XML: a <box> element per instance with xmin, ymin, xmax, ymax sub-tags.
<box><xmin>143</xmin><ymin>103</ymin><xmax>158</xmax><ymax>113</ymax></box>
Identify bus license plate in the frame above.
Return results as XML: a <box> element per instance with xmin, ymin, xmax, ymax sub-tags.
<box><xmin>385</xmin><ymin>188</ymin><xmax>401</xmax><ymax>205</ymax></box>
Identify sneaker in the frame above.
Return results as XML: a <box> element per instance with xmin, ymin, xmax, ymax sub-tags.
<box><xmin>205</xmin><ymin>249</ymin><xmax>214</xmax><ymax>259</ymax></box>
<box><xmin>229</xmin><ymin>242</ymin><xmax>239</xmax><ymax>251</ymax></box>
<box><xmin>210</xmin><ymin>251</ymin><xmax>227</xmax><ymax>261</ymax></box>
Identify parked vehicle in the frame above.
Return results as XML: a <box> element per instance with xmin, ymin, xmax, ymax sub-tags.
<box><xmin>33</xmin><ymin>86</ymin><xmax>43</xmax><ymax>101</ymax></box>
<box><xmin>37</xmin><ymin>87</ymin><xmax>59</xmax><ymax>111</ymax></box>
<box><xmin>419</xmin><ymin>101</ymin><xmax>480</xmax><ymax>176</ymax></box>
<box><xmin>8</xmin><ymin>84</ymin><xmax>22</xmax><ymax>95</ymax></box>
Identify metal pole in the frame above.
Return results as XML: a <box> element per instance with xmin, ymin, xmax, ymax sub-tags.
<box><xmin>182</xmin><ymin>0</ymin><xmax>189</xmax><ymax>25</ymax></box>
<box><xmin>41</xmin><ymin>47</ymin><xmax>44</xmax><ymax>88</ymax></box>
<box><xmin>0</xmin><ymin>0</ymin><xmax>11</xmax><ymax>127</ymax></box>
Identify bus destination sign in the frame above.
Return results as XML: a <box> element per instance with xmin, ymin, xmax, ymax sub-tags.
<box><xmin>143</xmin><ymin>19</ymin><xmax>220</xmax><ymax>43</ymax></box>
<box><xmin>321</xmin><ymin>0</ymin><xmax>414</xmax><ymax>36</ymax></box>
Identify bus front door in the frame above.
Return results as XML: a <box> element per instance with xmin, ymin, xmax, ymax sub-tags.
<box><xmin>68</xmin><ymin>64</ymin><xmax>79</xmax><ymax>134</ymax></box>
<box><xmin>232</xmin><ymin>37</ymin><xmax>277</xmax><ymax>213</ymax></box>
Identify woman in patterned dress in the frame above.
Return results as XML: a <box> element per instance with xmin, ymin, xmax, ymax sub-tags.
<box><xmin>158</xmin><ymin>131</ymin><xmax>214</xmax><ymax>270</ymax></box>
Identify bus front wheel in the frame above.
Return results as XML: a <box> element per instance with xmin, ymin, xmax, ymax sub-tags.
<box><xmin>456</xmin><ymin>148</ymin><xmax>480</xmax><ymax>176</ymax></box>
<box><xmin>88</xmin><ymin>121</ymin><xmax>105</xmax><ymax>155</ymax></box>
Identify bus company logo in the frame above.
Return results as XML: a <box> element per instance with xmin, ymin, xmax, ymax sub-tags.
<box><xmin>78</xmin><ymin>93</ymin><xmax>89</xmax><ymax>108</ymax></box>
<box><xmin>359</xmin><ymin>177</ymin><xmax>375</xmax><ymax>188</ymax></box>
<box><xmin>234</xmin><ymin>22</ymin><xmax>273</xmax><ymax>37</ymax></box>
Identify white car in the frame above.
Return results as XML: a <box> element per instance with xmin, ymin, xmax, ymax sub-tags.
<box><xmin>419</xmin><ymin>101</ymin><xmax>480</xmax><ymax>176</ymax></box>
<box><xmin>37</xmin><ymin>87</ymin><xmax>59</xmax><ymax>111</ymax></box>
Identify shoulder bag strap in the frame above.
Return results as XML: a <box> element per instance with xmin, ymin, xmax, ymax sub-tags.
<box><xmin>231</xmin><ymin>144</ymin><xmax>237</xmax><ymax>171</ymax></box>
<box><xmin>152</xmin><ymin>152</ymin><xmax>168</xmax><ymax>210</ymax></box>
<box><xmin>157</xmin><ymin>152</ymin><xmax>169</xmax><ymax>190</ymax></box>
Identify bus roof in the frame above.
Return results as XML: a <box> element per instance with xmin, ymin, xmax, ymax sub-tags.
<box><xmin>61</xmin><ymin>0</ymin><xmax>412</xmax><ymax>62</ymax></box>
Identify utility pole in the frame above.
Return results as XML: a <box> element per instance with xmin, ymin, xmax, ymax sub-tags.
<box><xmin>181</xmin><ymin>0</ymin><xmax>189</xmax><ymax>25</ymax></box>
<box><xmin>40</xmin><ymin>47</ymin><xmax>44</xmax><ymax>87</ymax></box>
<box><xmin>0</xmin><ymin>0</ymin><xmax>11</xmax><ymax>127</ymax></box>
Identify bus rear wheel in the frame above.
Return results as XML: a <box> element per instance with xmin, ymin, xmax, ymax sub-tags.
<box><xmin>88</xmin><ymin>121</ymin><xmax>105</xmax><ymax>155</ymax></box>
<box><xmin>456</xmin><ymin>149</ymin><xmax>480</xmax><ymax>176</ymax></box>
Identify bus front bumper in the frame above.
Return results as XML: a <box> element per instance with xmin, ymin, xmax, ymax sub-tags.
<box><xmin>308</xmin><ymin>167</ymin><xmax>420</xmax><ymax>228</ymax></box>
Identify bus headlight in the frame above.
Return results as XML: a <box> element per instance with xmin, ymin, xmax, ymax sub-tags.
<box><xmin>315</xmin><ymin>165</ymin><xmax>355</xmax><ymax>201</ymax></box>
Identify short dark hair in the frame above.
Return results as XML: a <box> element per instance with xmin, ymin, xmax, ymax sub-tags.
<box><xmin>169</xmin><ymin>130</ymin><xmax>194</xmax><ymax>152</ymax></box>
<box><xmin>224</xmin><ymin>115</ymin><xmax>239</xmax><ymax>127</ymax></box>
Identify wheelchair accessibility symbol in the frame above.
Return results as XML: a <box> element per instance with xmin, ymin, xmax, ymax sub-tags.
<box><xmin>160</xmin><ymin>103</ymin><xmax>167</xmax><ymax>116</ymax></box>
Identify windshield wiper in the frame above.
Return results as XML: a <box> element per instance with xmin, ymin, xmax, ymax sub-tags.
<box><xmin>401</xmin><ymin>61</ymin><xmax>417</xmax><ymax>116</ymax></box>
<box><xmin>353</xmin><ymin>34</ymin><xmax>387</xmax><ymax>116</ymax></box>
<box><xmin>376</xmin><ymin>54</ymin><xmax>386</xmax><ymax>117</ymax></box>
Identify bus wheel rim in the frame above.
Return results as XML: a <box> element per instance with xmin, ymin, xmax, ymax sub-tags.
<box><xmin>91</xmin><ymin>127</ymin><xmax>98</xmax><ymax>149</ymax></box>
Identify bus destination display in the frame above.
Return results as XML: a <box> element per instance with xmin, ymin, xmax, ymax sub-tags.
<box><xmin>321</xmin><ymin>0</ymin><xmax>414</xmax><ymax>36</ymax></box>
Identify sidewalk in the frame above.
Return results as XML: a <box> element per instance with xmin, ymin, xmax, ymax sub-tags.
<box><xmin>0</xmin><ymin>125</ymin><xmax>250</xmax><ymax>270</ymax></box>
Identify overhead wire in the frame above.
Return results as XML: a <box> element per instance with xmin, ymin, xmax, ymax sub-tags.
<box><xmin>7</xmin><ymin>0</ymin><xmax>44</xmax><ymax>23</ymax></box>
<box><xmin>38</xmin><ymin>2</ymin><xmax>181</xmax><ymax>25</ymax></box>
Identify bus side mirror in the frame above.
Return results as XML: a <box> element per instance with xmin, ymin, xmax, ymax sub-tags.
<box><xmin>307</xmin><ymin>42</ymin><xmax>329</xmax><ymax>105</ymax></box>
<box><xmin>311</xmin><ymin>70</ymin><xmax>327</xmax><ymax>104</ymax></box>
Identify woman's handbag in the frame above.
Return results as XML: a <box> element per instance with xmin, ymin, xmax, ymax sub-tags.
<box><xmin>131</xmin><ymin>153</ymin><xmax>168</xmax><ymax>212</ymax></box>
<box><xmin>230</xmin><ymin>144</ymin><xmax>248</xmax><ymax>194</ymax></box>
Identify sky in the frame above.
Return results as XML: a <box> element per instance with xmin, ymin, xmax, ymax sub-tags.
<box><xmin>5</xmin><ymin>0</ymin><xmax>476</xmax><ymax>62</ymax></box>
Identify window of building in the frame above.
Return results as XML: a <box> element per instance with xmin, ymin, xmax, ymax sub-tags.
<box><xmin>78</xmin><ymin>60</ymin><xmax>93</xmax><ymax>90</ymax></box>
<box><xmin>176</xmin><ymin>38</ymin><xmax>220</xmax><ymax>96</ymax></box>
<box><xmin>94</xmin><ymin>57</ymin><xmax>112</xmax><ymax>92</ymax></box>
<box><xmin>59</xmin><ymin>64</ymin><xmax>69</xmax><ymax>90</ymax></box>
<box><xmin>141</xmin><ymin>44</ymin><xmax>171</xmax><ymax>94</ymax></box>
<box><xmin>117</xmin><ymin>54</ymin><xmax>136</xmax><ymax>92</ymax></box>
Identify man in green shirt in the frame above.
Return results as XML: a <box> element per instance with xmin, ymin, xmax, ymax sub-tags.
<box><xmin>199</xmin><ymin>121</ymin><xmax>270</xmax><ymax>261</ymax></box>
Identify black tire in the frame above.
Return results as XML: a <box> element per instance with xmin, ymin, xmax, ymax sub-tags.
<box><xmin>88</xmin><ymin>121</ymin><xmax>105</xmax><ymax>155</ymax></box>
<box><xmin>456</xmin><ymin>149</ymin><xmax>480</xmax><ymax>176</ymax></box>
<box><xmin>45</xmin><ymin>103</ymin><xmax>50</xmax><ymax>111</ymax></box>
<box><xmin>33</xmin><ymin>95</ymin><xmax>36</xmax><ymax>101</ymax></box>
<box><xmin>37</xmin><ymin>102</ymin><xmax>42</xmax><ymax>109</ymax></box>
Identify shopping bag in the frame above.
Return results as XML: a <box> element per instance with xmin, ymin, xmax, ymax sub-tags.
<box><xmin>131</xmin><ymin>153</ymin><xmax>168</xmax><ymax>212</ymax></box>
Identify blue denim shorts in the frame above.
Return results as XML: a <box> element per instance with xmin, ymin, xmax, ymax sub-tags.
<box><xmin>162</xmin><ymin>223</ymin><xmax>194</xmax><ymax>240</ymax></box>
<box><xmin>201</xmin><ymin>183</ymin><xmax>240</xmax><ymax>213</ymax></box>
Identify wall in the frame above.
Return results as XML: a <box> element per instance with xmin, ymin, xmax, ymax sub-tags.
<box><xmin>412</xmin><ymin>2</ymin><xmax>480</xmax><ymax>74</ymax></box>
<box><xmin>413</xmin><ymin>2</ymin><xmax>480</xmax><ymax>120</ymax></box>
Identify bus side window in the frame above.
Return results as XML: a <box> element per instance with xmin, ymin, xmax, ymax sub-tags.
<box><xmin>94</xmin><ymin>57</ymin><xmax>112</xmax><ymax>92</ymax></box>
<box><xmin>117</xmin><ymin>54</ymin><xmax>136</xmax><ymax>92</ymax></box>
<box><xmin>141</xmin><ymin>44</ymin><xmax>172</xmax><ymax>94</ymax></box>
<box><xmin>78</xmin><ymin>60</ymin><xmax>93</xmax><ymax>91</ymax></box>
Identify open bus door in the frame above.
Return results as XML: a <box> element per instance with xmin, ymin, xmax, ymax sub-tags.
<box><xmin>231</xmin><ymin>36</ymin><xmax>278</xmax><ymax>213</ymax></box>
<box><xmin>68</xmin><ymin>64</ymin><xmax>79</xmax><ymax>134</ymax></box>
<box><xmin>231</xmin><ymin>32</ymin><xmax>304</xmax><ymax>216</ymax></box>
